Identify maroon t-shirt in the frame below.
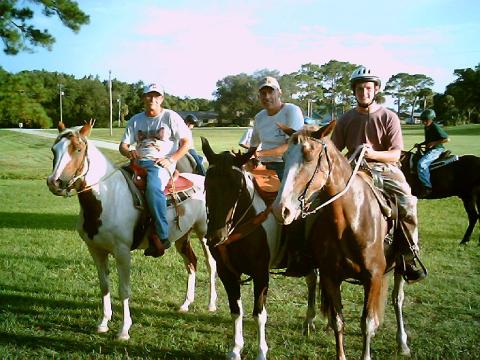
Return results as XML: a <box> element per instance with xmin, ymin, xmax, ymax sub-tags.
<box><xmin>331</xmin><ymin>106</ymin><xmax>403</xmax><ymax>158</ymax></box>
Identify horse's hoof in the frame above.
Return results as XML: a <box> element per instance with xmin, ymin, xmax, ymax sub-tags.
<box><xmin>117</xmin><ymin>332</ymin><xmax>130</xmax><ymax>341</ymax></box>
<box><xmin>208</xmin><ymin>304</ymin><xmax>217</xmax><ymax>312</ymax></box>
<box><xmin>97</xmin><ymin>325</ymin><xmax>109</xmax><ymax>333</ymax></box>
<box><xmin>398</xmin><ymin>346</ymin><xmax>411</xmax><ymax>357</ymax></box>
<box><xmin>226</xmin><ymin>351</ymin><xmax>241</xmax><ymax>360</ymax></box>
<box><xmin>178</xmin><ymin>304</ymin><xmax>189</xmax><ymax>313</ymax></box>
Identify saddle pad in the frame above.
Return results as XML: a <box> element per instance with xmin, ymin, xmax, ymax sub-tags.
<box><xmin>165</xmin><ymin>175</ymin><xmax>194</xmax><ymax>195</ymax></box>
<box><xmin>250</xmin><ymin>169</ymin><xmax>280</xmax><ymax>193</ymax></box>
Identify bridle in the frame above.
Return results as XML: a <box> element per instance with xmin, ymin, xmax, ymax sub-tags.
<box><xmin>55</xmin><ymin>133</ymin><xmax>118</xmax><ymax>197</ymax></box>
<box><xmin>206</xmin><ymin>165</ymin><xmax>256</xmax><ymax>247</ymax></box>
<box><xmin>297</xmin><ymin>140</ymin><xmax>367</xmax><ymax>218</ymax></box>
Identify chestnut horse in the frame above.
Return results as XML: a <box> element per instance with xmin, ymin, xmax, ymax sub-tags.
<box><xmin>201</xmin><ymin>137</ymin><xmax>319</xmax><ymax>360</ymax></box>
<box><xmin>46</xmin><ymin>121</ymin><xmax>217</xmax><ymax>340</ymax></box>
<box><xmin>272</xmin><ymin>122</ymin><xmax>411</xmax><ymax>360</ymax></box>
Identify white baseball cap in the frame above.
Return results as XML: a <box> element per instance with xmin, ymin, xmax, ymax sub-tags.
<box><xmin>258</xmin><ymin>76</ymin><xmax>281</xmax><ymax>91</ymax></box>
<box><xmin>143</xmin><ymin>83</ymin><xmax>164</xmax><ymax>96</ymax></box>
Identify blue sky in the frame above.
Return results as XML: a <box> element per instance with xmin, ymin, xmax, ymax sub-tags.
<box><xmin>1</xmin><ymin>0</ymin><xmax>479</xmax><ymax>99</ymax></box>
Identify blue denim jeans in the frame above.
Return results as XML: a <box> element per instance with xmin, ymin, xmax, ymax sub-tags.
<box><xmin>137</xmin><ymin>159</ymin><xmax>169</xmax><ymax>239</ymax></box>
<box><xmin>188</xmin><ymin>149</ymin><xmax>206</xmax><ymax>176</ymax></box>
<box><xmin>417</xmin><ymin>148</ymin><xmax>443</xmax><ymax>188</ymax></box>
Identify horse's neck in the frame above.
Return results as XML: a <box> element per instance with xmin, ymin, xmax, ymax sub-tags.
<box><xmin>323</xmin><ymin>152</ymin><xmax>353</xmax><ymax>195</ymax></box>
<box><xmin>84</xmin><ymin>142</ymin><xmax>116</xmax><ymax>186</ymax></box>
<box><xmin>244</xmin><ymin>173</ymin><xmax>267</xmax><ymax>212</ymax></box>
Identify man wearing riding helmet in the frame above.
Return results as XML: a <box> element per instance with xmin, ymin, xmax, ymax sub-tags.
<box><xmin>331</xmin><ymin>65</ymin><xmax>427</xmax><ymax>283</ymax></box>
<box><xmin>417</xmin><ymin>109</ymin><xmax>449</xmax><ymax>196</ymax></box>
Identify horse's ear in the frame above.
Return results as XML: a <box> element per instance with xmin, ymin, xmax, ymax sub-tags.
<box><xmin>57</xmin><ymin>121</ymin><xmax>66</xmax><ymax>132</ymax></box>
<box><xmin>201</xmin><ymin>137</ymin><xmax>217</xmax><ymax>164</ymax></box>
<box><xmin>233</xmin><ymin>147</ymin><xmax>256</xmax><ymax>167</ymax></box>
<box><xmin>80</xmin><ymin>119</ymin><xmax>95</xmax><ymax>137</ymax></box>
<box><xmin>277</xmin><ymin>122</ymin><xmax>295</xmax><ymax>136</ymax></box>
<box><xmin>312</xmin><ymin>119</ymin><xmax>336</xmax><ymax>139</ymax></box>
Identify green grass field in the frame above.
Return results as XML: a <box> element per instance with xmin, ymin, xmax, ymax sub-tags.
<box><xmin>0</xmin><ymin>125</ymin><xmax>479</xmax><ymax>359</ymax></box>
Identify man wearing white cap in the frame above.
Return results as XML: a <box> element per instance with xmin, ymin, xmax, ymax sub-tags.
<box><xmin>250</xmin><ymin>76</ymin><xmax>310</xmax><ymax>277</ymax></box>
<box><xmin>250</xmin><ymin>76</ymin><xmax>304</xmax><ymax>180</ymax></box>
<box><xmin>119</xmin><ymin>83</ymin><xmax>191</xmax><ymax>257</ymax></box>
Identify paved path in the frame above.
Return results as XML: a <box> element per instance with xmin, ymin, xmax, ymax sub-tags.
<box><xmin>5</xmin><ymin>128</ymin><xmax>119</xmax><ymax>150</ymax></box>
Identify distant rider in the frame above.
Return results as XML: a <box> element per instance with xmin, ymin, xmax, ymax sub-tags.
<box><xmin>417</xmin><ymin>109</ymin><xmax>449</xmax><ymax>197</ymax></box>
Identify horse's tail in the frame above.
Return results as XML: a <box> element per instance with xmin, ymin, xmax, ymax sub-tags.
<box><xmin>377</xmin><ymin>276</ymin><xmax>388</xmax><ymax>325</ymax></box>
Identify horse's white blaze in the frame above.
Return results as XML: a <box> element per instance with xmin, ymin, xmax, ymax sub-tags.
<box><xmin>272</xmin><ymin>143</ymin><xmax>303</xmax><ymax>225</ymax></box>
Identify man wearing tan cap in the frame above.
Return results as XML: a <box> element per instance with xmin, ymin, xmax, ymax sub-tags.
<box><xmin>250</xmin><ymin>76</ymin><xmax>304</xmax><ymax>180</ymax></box>
<box><xmin>250</xmin><ymin>76</ymin><xmax>310</xmax><ymax>276</ymax></box>
<box><xmin>119</xmin><ymin>82</ymin><xmax>191</xmax><ymax>257</ymax></box>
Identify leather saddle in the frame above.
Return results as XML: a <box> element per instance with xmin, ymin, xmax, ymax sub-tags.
<box><xmin>411</xmin><ymin>150</ymin><xmax>459</xmax><ymax>173</ymax></box>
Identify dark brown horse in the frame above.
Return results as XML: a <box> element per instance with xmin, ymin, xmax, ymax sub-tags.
<box><xmin>201</xmin><ymin>137</ymin><xmax>319</xmax><ymax>360</ymax></box>
<box><xmin>401</xmin><ymin>146</ymin><xmax>480</xmax><ymax>244</ymax></box>
<box><xmin>272</xmin><ymin>122</ymin><xmax>411</xmax><ymax>360</ymax></box>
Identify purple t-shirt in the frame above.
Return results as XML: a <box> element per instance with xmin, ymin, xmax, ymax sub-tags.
<box><xmin>331</xmin><ymin>106</ymin><xmax>403</xmax><ymax>158</ymax></box>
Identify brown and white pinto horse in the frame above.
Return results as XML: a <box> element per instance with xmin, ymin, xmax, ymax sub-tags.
<box><xmin>272</xmin><ymin>122</ymin><xmax>411</xmax><ymax>360</ymax></box>
<box><xmin>46</xmin><ymin>121</ymin><xmax>217</xmax><ymax>340</ymax></box>
<box><xmin>201</xmin><ymin>137</ymin><xmax>319</xmax><ymax>360</ymax></box>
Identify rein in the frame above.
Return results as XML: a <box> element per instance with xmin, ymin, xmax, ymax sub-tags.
<box><xmin>212</xmin><ymin>166</ymin><xmax>272</xmax><ymax>247</ymax></box>
<box><xmin>299</xmin><ymin>143</ymin><xmax>367</xmax><ymax>218</ymax></box>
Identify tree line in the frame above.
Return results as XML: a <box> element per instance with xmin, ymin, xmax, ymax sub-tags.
<box><xmin>1</xmin><ymin>61</ymin><xmax>478</xmax><ymax>129</ymax></box>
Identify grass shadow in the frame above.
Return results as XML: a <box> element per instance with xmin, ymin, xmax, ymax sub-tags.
<box><xmin>0</xmin><ymin>212</ymin><xmax>77</xmax><ymax>230</ymax></box>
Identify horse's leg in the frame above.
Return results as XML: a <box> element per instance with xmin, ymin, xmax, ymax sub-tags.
<box><xmin>175</xmin><ymin>233</ymin><xmax>197</xmax><ymax>312</ymax></box>
<box><xmin>219</xmin><ymin>270</ymin><xmax>243</xmax><ymax>360</ymax></box>
<box><xmin>460</xmin><ymin>196</ymin><xmax>477</xmax><ymax>244</ymax></box>
<box><xmin>361</xmin><ymin>274</ymin><xmax>387</xmax><ymax>360</ymax></box>
<box><xmin>114</xmin><ymin>247</ymin><xmax>132</xmax><ymax>340</ymax></box>
<box><xmin>303</xmin><ymin>269</ymin><xmax>319</xmax><ymax>336</ymax></box>
<box><xmin>392</xmin><ymin>271</ymin><xmax>410</xmax><ymax>356</ymax></box>
<box><xmin>87</xmin><ymin>246</ymin><xmax>112</xmax><ymax>334</ymax></box>
<box><xmin>252</xmin><ymin>273</ymin><xmax>269</xmax><ymax>360</ymax></box>
<box><xmin>198</xmin><ymin>236</ymin><xmax>218</xmax><ymax>312</ymax></box>
<box><xmin>321</xmin><ymin>277</ymin><xmax>346</xmax><ymax>360</ymax></box>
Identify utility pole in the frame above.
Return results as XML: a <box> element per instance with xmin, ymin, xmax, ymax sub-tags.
<box><xmin>59</xmin><ymin>84</ymin><xmax>64</xmax><ymax>123</ymax></box>
<box><xmin>117</xmin><ymin>96</ymin><xmax>121</xmax><ymax>127</ymax></box>
<box><xmin>109</xmin><ymin>70</ymin><xmax>113</xmax><ymax>136</ymax></box>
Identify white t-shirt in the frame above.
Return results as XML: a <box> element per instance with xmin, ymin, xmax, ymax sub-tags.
<box><xmin>121</xmin><ymin>109</ymin><xmax>190</xmax><ymax>160</ymax></box>
<box><xmin>250</xmin><ymin>103</ymin><xmax>304</xmax><ymax>162</ymax></box>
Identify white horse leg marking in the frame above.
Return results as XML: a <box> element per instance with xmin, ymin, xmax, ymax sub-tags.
<box><xmin>200</xmin><ymin>237</ymin><xmax>217</xmax><ymax>312</ymax></box>
<box><xmin>393</xmin><ymin>273</ymin><xmax>410</xmax><ymax>356</ymax></box>
<box><xmin>227</xmin><ymin>299</ymin><xmax>244</xmax><ymax>360</ymax></box>
<box><xmin>115</xmin><ymin>249</ymin><xmax>132</xmax><ymax>340</ymax></box>
<box><xmin>255</xmin><ymin>307</ymin><xmax>268</xmax><ymax>360</ymax></box>
<box><xmin>88</xmin><ymin>247</ymin><xmax>112</xmax><ymax>334</ymax></box>
<box><xmin>175</xmin><ymin>239</ymin><xmax>196</xmax><ymax>313</ymax></box>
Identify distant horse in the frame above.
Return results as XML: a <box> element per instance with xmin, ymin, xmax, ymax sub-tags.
<box><xmin>272</xmin><ymin>122</ymin><xmax>411</xmax><ymax>360</ymax></box>
<box><xmin>401</xmin><ymin>145</ymin><xmax>480</xmax><ymax>244</ymax></box>
<box><xmin>201</xmin><ymin>137</ymin><xmax>319</xmax><ymax>360</ymax></box>
<box><xmin>46</xmin><ymin>121</ymin><xmax>217</xmax><ymax>340</ymax></box>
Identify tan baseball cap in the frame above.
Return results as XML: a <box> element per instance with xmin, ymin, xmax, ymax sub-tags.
<box><xmin>258</xmin><ymin>76</ymin><xmax>281</xmax><ymax>91</ymax></box>
<box><xmin>143</xmin><ymin>83</ymin><xmax>164</xmax><ymax>96</ymax></box>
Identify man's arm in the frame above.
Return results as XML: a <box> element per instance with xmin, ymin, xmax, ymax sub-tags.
<box><xmin>119</xmin><ymin>142</ymin><xmax>138</xmax><ymax>159</ymax></box>
<box><xmin>155</xmin><ymin>136</ymin><xmax>191</xmax><ymax>168</ymax></box>
<box><xmin>255</xmin><ymin>143</ymin><xmax>288</xmax><ymax>158</ymax></box>
<box><xmin>364</xmin><ymin>146</ymin><xmax>401</xmax><ymax>163</ymax></box>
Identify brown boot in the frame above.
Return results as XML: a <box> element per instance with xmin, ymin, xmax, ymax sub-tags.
<box><xmin>144</xmin><ymin>233</ymin><xmax>171</xmax><ymax>258</ymax></box>
<box><xmin>399</xmin><ymin>255</ymin><xmax>427</xmax><ymax>284</ymax></box>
